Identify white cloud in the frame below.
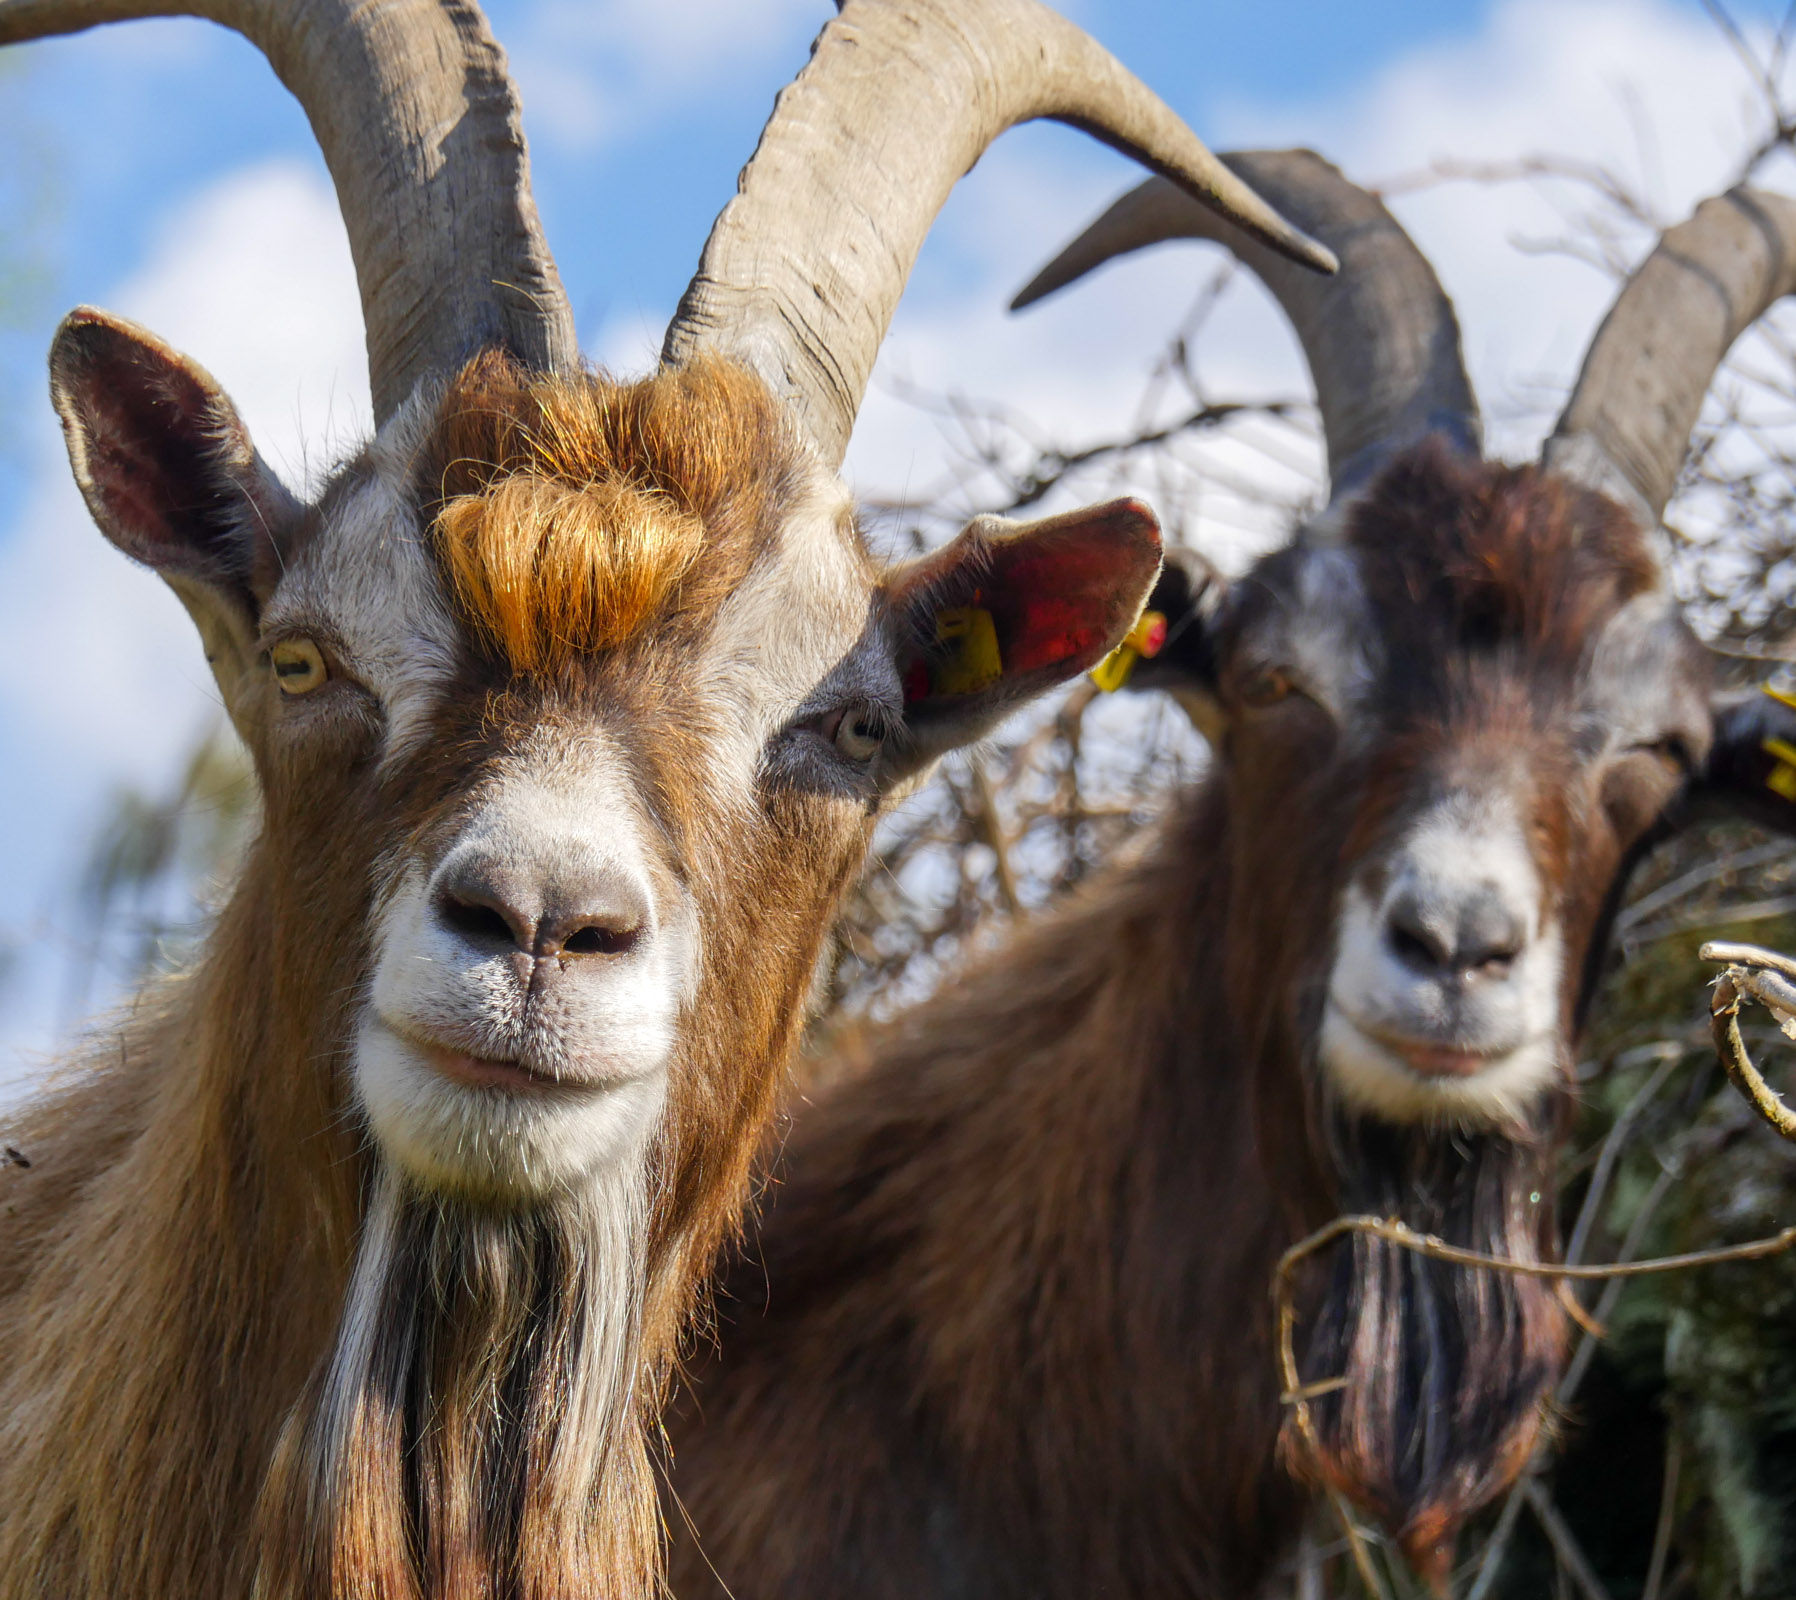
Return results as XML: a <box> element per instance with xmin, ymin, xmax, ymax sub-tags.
<box><xmin>507</xmin><ymin>0</ymin><xmax>830</xmax><ymax>149</ymax></box>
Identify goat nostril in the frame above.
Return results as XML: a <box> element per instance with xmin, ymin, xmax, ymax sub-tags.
<box><xmin>1386</xmin><ymin>913</ymin><xmax>1451</xmax><ymax>975</ymax></box>
<box><xmin>556</xmin><ymin>922</ymin><xmax>642</xmax><ymax>958</ymax></box>
<box><xmin>437</xmin><ymin>894</ymin><xmax>522</xmax><ymax>950</ymax></box>
<box><xmin>535</xmin><ymin>910</ymin><xmax>644</xmax><ymax>960</ymax></box>
<box><xmin>1473</xmin><ymin>952</ymin><xmax>1516</xmax><ymax>980</ymax></box>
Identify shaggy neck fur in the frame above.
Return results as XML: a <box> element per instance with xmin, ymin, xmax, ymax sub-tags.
<box><xmin>663</xmin><ymin>781</ymin><xmax>1571</xmax><ymax>1599</ymax></box>
<box><xmin>0</xmin><ymin>838</ymin><xmax>367</xmax><ymax>1597</ymax></box>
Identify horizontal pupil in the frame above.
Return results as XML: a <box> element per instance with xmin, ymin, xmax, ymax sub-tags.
<box><xmin>275</xmin><ymin>660</ymin><xmax>312</xmax><ymax>677</ymax></box>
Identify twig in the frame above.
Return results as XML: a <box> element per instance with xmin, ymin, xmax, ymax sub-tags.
<box><xmin>968</xmin><ymin>759</ymin><xmax>1020</xmax><ymax>916</ymax></box>
<box><xmin>1328</xmin><ymin>1486</ymin><xmax>1396</xmax><ymax>1600</ymax></box>
<box><xmin>1557</xmin><ymin>1164</ymin><xmax>1677</xmax><ymax>1407</ymax></box>
<box><xmin>1522</xmin><ymin>1479</ymin><xmax>1614</xmax><ymax>1600</ymax></box>
<box><xmin>1564</xmin><ymin>1046</ymin><xmax>1684</xmax><ymax>1271</ymax></box>
<box><xmin>1626</xmin><ymin>892</ymin><xmax>1796</xmax><ymax>949</ymax></box>
<box><xmin>1702</xmin><ymin>941</ymin><xmax>1796</xmax><ymax>1140</ymax></box>
<box><xmin>1462</xmin><ymin>1489</ymin><xmax>1529</xmax><ymax>1600</ymax></box>
<box><xmin>1641</xmin><ymin>1426</ymin><xmax>1683</xmax><ymax>1600</ymax></box>
<box><xmin>1616</xmin><ymin>840</ymin><xmax>1794</xmax><ymax>932</ymax></box>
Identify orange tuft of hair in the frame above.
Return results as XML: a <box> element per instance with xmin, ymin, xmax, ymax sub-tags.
<box><xmin>427</xmin><ymin>352</ymin><xmax>798</xmax><ymax>675</ymax></box>
<box><xmin>435</xmin><ymin>474</ymin><xmax>705</xmax><ymax>674</ymax></box>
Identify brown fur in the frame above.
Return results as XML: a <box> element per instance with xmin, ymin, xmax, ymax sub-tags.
<box><xmin>0</xmin><ymin>356</ymin><xmax>872</xmax><ymax>1600</ymax></box>
<box><xmin>662</xmin><ymin>446</ymin><xmax>1706</xmax><ymax>1597</ymax></box>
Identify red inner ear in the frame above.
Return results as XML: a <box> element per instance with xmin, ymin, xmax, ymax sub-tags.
<box><xmin>982</xmin><ymin>499</ymin><xmax>1163</xmax><ymax>678</ymax></box>
<box><xmin>55</xmin><ymin>313</ymin><xmax>254</xmax><ymax>581</ymax></box>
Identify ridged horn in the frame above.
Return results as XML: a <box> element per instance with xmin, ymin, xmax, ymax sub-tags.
<box><xmin>0</xmin><ymin>0</ymin><xmax>578</xmax><ymax>425</ymax></box>
<box><xmin>1012</xmin><ymin>149</ymin><xmax>1480</xmax><ymax>503</ymax></box>
<box><xmin>661</xmin><ymin>0</ymin><xmax>1337</xmax><ymax>472</ymax></box>
<box><xmin>1544</xmin><ymin>186</ymin><xmax>1796</xmax><ymax>528</ymax></box>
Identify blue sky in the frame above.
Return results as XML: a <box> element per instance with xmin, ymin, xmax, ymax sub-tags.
<box><xmin>1</xmin><ymin>0</ymin><xmax>1792</xmax><ymax>1089</ymax></box>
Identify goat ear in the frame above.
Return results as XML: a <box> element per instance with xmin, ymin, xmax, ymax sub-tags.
<box><xmin>1696</xmin><ymin>686</ymin><xmax>1796</xmax><ymax>833</ymax></box>
<box><xmin>883</xmin><ymin>498</ymin><xmax>1162</xmax><ymax>780</ymax></box>
<box><xmin>49</xmin><ymin>307</ymin><xmax>300</xmax><ymax>727</ymax></box>
<box><xmin>1117</xmin><ymin>545</ymin><xmax>1230</xmax><ymax>741</ymax></box>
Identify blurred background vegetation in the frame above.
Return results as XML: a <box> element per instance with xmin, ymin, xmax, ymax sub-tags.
<box><xmin>33</xmin><ymin>4</ymin><xmax>1796</xmax><ymax>1595</ymax></box>
<box><xmin>0</xmin><ymin>51</ymin><xmax>56</xmax><ymax>1014</ymax></box>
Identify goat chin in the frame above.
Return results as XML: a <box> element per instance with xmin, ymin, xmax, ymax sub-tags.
<box><xmin>255</xmin><ymin>1160</ymin><xmax>657</xmax><ymax>1600</ymax></box>
<box><xmin>355</xmin><ymin>1016</ymin><xmax>671</xmax><ymax>1203</ymax></box>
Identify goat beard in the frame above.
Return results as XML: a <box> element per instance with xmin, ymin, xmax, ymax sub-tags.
<box><xmin>1282</xmin><ymin>1115</ymin><xmax>1569</xmax><ymax>1590</ymax></box>
<box><xmin>253</xmin><ymin>1163</ymin><xmax>657</xmax><ymax>1600</ymax></box>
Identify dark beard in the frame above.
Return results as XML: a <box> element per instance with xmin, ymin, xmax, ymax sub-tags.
<box><xmin>256</xmin><ymin>1165</ymin><xmax>656</xmax><ymax>1600</ymax></box>
<box><xmin>1286</xmin><ymin>1115</ymin><xmax>1568</xmax><ymax>1583</ymax></box>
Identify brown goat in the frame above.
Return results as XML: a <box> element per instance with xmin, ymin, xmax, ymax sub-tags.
<box><xmin>662</xmin><ymin>153</ymin><xmax>1796</xmax><ymax>1596</ymax></box>
<box><xmin>0</xmin><ymin>7</ymin><xmax>1337</xmax><ymax>1597</ymax></box>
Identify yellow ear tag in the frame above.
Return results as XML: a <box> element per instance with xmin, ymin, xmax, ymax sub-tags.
<box><xmin>931</xmin><ymin>606</ymin><xmax>1003</xmax><ymax>697</ymax></box>
<box><xmin>1091</xmin><ymin>609</ymin><xmax>1168</xmax><ymax>694</ymax></box>
<box><xmin>1762</xmin><ymin>685</ymin><xmax>1796</xmax><ymax>801</ymax></box>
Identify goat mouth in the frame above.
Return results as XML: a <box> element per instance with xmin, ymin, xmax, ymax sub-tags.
<box><xmin>420</xmin><ymin>1044</ymin><xmax>569</xmax><ymax>1093</ymax></box>
<box><xmin>379</xmin><ymin>1023</ymin><xmax>588</xmax><ymax>1094</ymax></box>
<box><xmin>1320</xmin><ymin>1002</ymin><xmax>1561</xmax><ymax>1130</ymax></box>
<box><xmin>1330</xmin><ymin>1008</ymin><xmax>1511</xmax><ymax>1080</ymax></box>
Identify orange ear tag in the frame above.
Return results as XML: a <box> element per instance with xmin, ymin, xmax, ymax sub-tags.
<box><xmin>1762</xmin><ymin>684</ymin><xmax>1796</xmax><ymax>801</ymax></box>
<box><xmin>929</xmin><ymin>606</ymin><xmax>1003</xmax><ymax>697</ymax></box>
<box><xmin>1091</xmin><ymin>609</ymin><xmax>1167</xmax><ymax>694</ymax></box>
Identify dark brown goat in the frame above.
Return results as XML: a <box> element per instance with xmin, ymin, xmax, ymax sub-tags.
<box><xmin>662</xmin><ymin>154</ymin><xmax>1796</xmax><ymax>1597</ymax></box>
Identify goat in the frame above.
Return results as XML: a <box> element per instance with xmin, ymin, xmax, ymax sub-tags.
<box><xmin>661</xmin><ymin>151</ymin><xmax>1796</xmax><ymax>1598</ymax></box>
<box><xmin>0</xmin><ymin>6</ymin><xmax>1335</xmax><ymax>1596</ymax></box>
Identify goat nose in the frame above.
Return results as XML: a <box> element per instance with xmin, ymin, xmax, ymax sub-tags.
<box><xmin>1385</xmin><ymin>889</ymin><xmax>1526</xmax><ymax>978</ymax></box>
<box><xmin>433</xmin><ymin>856</ymin><xmax>645</xmax><ymax>960</ymax></box>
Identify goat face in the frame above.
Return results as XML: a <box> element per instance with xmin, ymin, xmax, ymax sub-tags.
<box><xmin>1156</xmin><ymin>444</ymin><xmax>1723</xmax><ymax>1135</ymax></box>
<box><xmin>49</xmin><ymin>315</ymin><xmax>1162</xmax><ymax>1212</ymax></box>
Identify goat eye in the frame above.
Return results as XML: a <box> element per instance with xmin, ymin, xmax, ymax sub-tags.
<box><xmin>825</xmin><ymin>707</ymin><xmax>885</xmax><ymax>763</ymax></box>
<box><xmin>1623</xmin><ymin>737</ymin><xmax>1691</xmax><ymax>779</ymax></box>
<box><xmin>271</xmin><ymin>638</ymin><xmax>329</xmax><ymax>696</ymax></box>
<box><xmin>1239</xmin><ymin>666</ymin><xmax>1293</xmax><ymax>707</ymax></box>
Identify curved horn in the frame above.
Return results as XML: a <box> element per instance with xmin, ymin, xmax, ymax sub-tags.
<box><xmin>661</xmin><ymin>0</ymin><xmax>1337</xmax><ymax>472</ymax></box>
<box><xmin>1011</xmin><ymin>150</ymin><xmax>1480</xmax><ymax>502</ymax></box>
<box><xmin>0</xmin><ymin>0</ymin><xmax>578</xmax><ymax>424</ymax></box>
<box><xmin>1544</xmin><ymin>186</ymin><xmax>1796</xmax><ymax>528</ymax></box>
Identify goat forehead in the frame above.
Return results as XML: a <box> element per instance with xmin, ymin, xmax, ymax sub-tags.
<box><xmin>263</xmin><ymin>393</ymin><xmax>873</xmax><ymax>811</ymax></box>
<box><xmin>1265</xmin><ymin>546</ymin><xmax>1696</xmax><ymax>739</ymax></box>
